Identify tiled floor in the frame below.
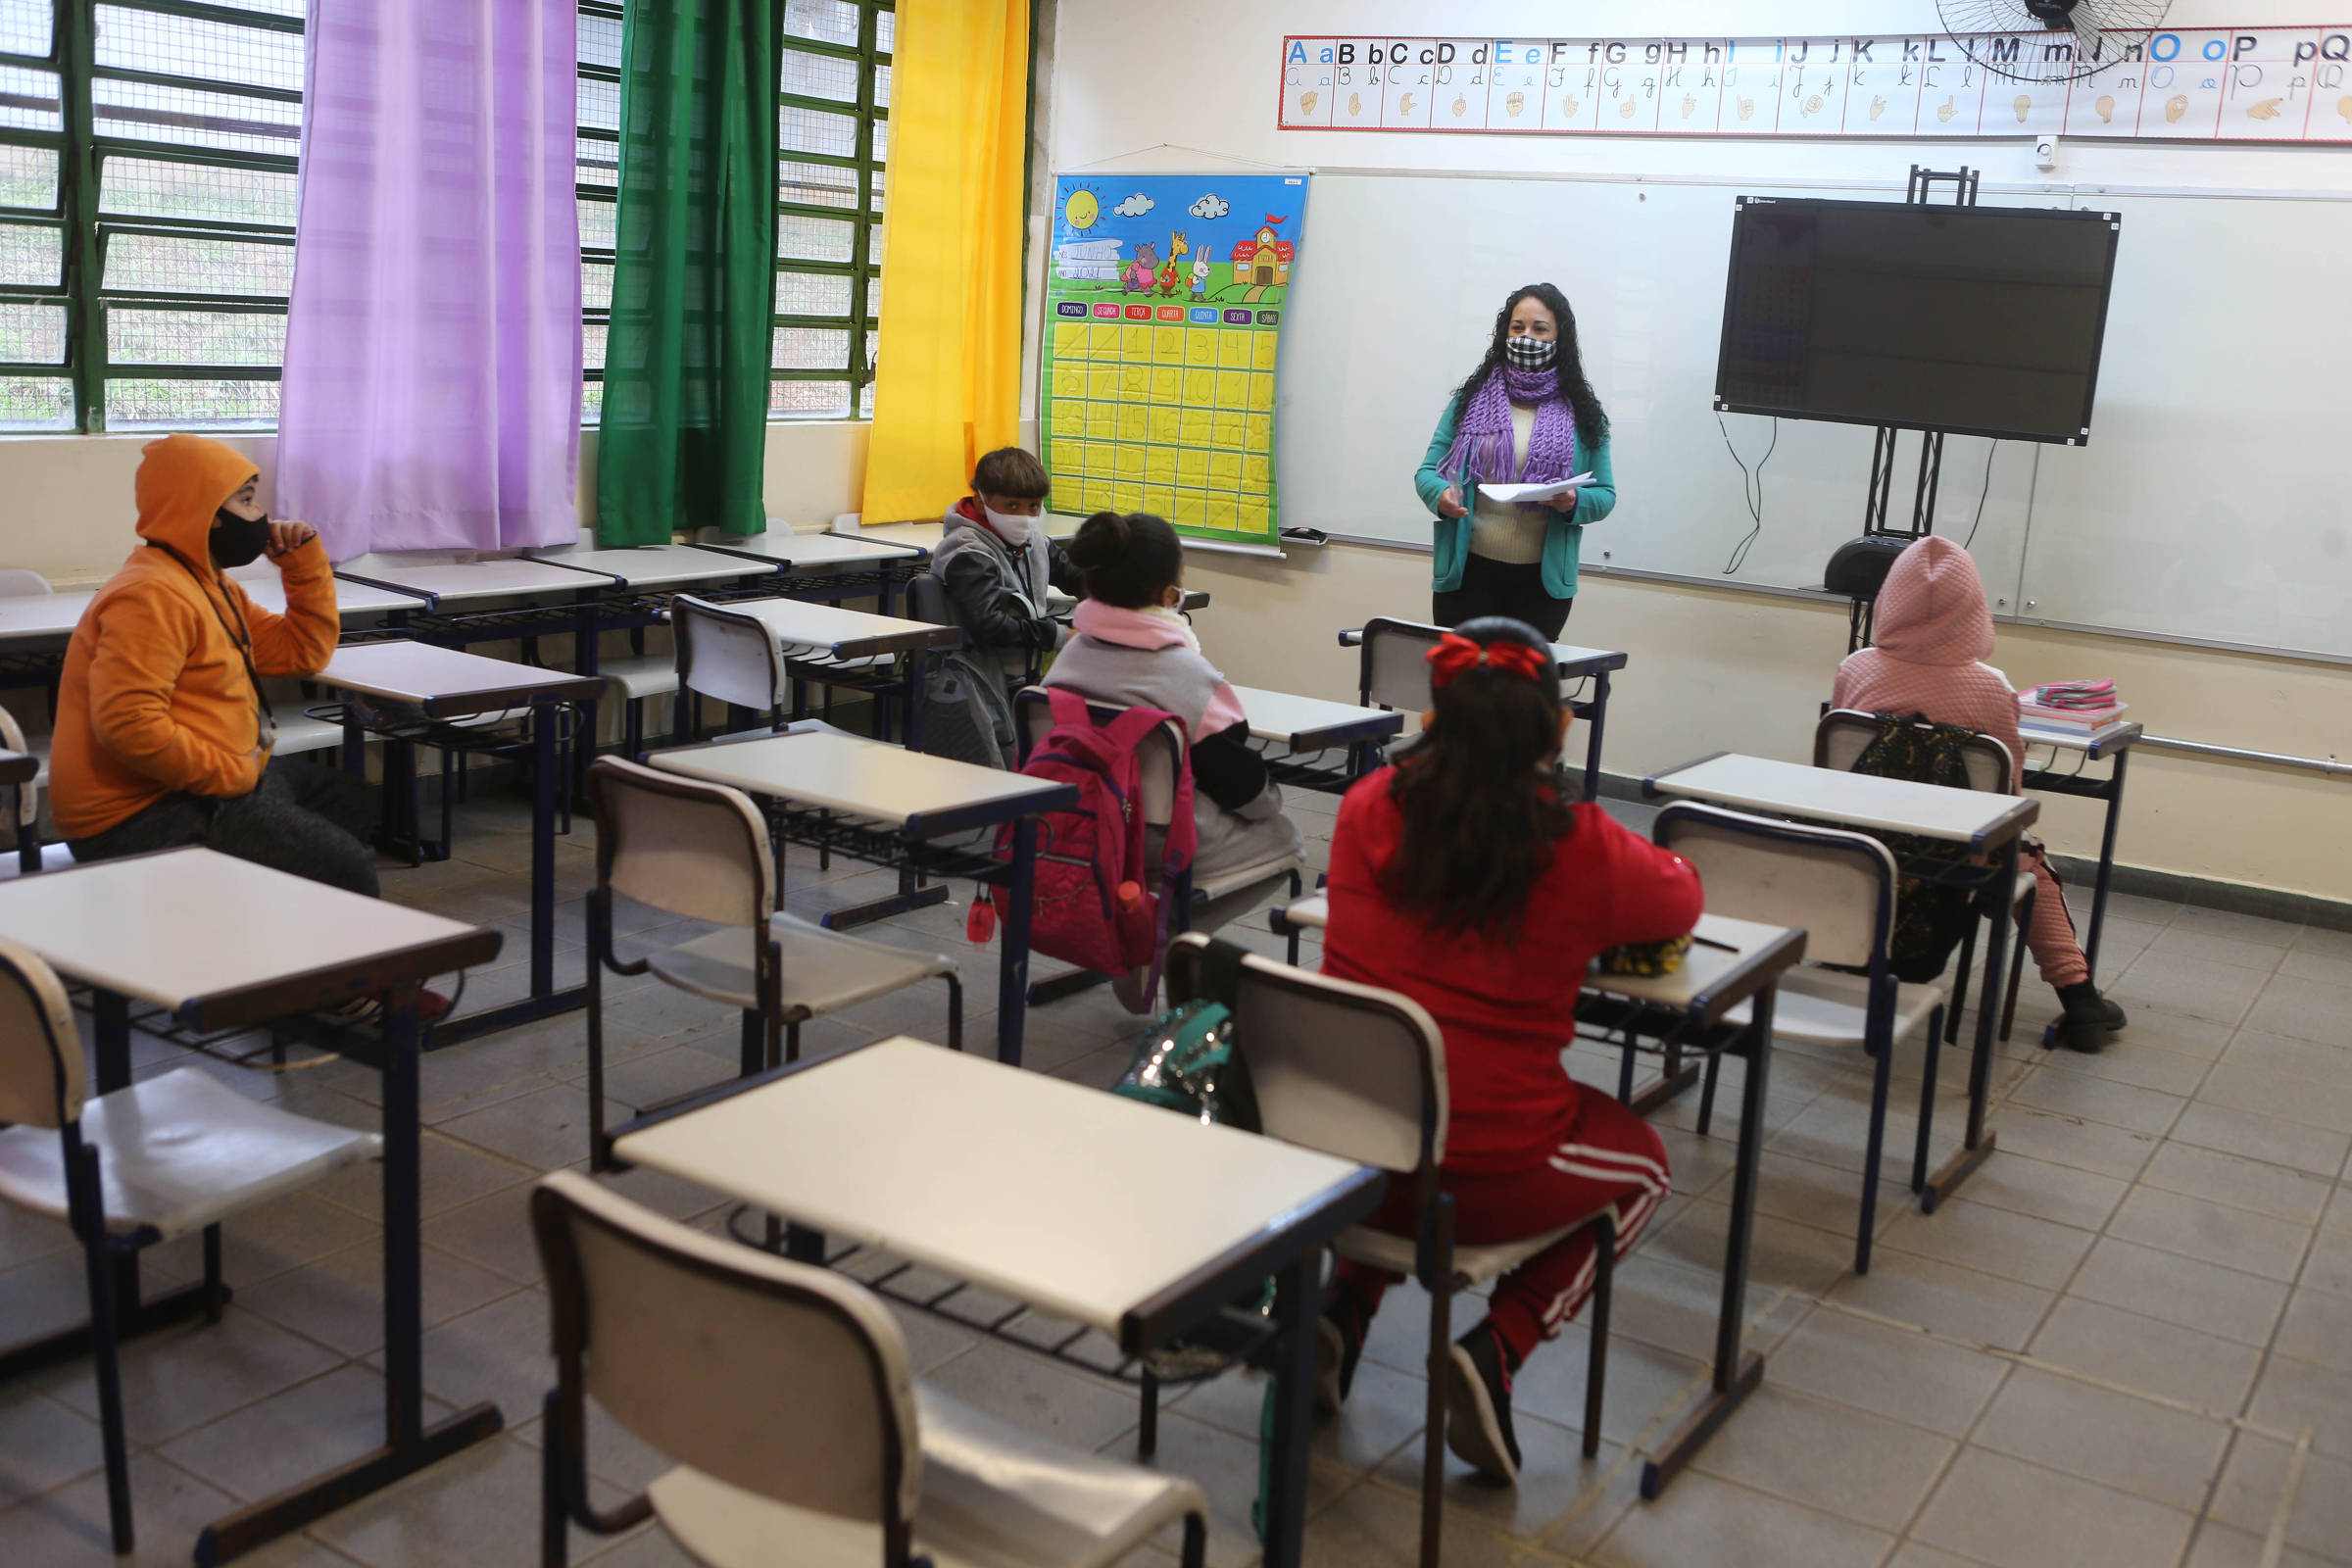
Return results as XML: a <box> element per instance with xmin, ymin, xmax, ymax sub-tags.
<box><xmin>5</xmin><ymin>780</ymin><xmax>2351</xmax><ymax>1568</ymax></box>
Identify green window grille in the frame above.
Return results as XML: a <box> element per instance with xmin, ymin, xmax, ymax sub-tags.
<box><xmin>0</xmin><ymin>0</ymin><xmax>304</xmax><ymax>433</ymax></box>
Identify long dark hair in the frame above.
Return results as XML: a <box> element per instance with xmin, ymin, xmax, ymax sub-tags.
<box><xmin>1066</xmin><ymin>511</ymin><xmax>1182</xmax><ymax>609</ymax></box>
<box><xmin>1452</xmin><ymin>282</ymin><xmax>1608</xmax><ymax>439</ymax></box>
<box><xmin>1384</xmin><ymin>616</ymin><xmax>1575</xmax><ymax>937</ymax></box>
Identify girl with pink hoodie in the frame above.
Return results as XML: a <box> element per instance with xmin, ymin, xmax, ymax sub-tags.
<box><xmin>1832</xmin><ymin>536</ymin><xmax>2126</xmax><ymax>1052</ymax></box>
<box><xmin>1044</xmin><ymin>511</ymin><xmax>1304</xmax><ymax>897</ymax></box>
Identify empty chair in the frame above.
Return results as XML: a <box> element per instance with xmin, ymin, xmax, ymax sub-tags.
<box><xmin>531</xmin><ymin>1170</ymin><xmax>1209</xmax><ymax>1568</ymax></box>
<box><xmin>1013</xmin><ymin>689</ymin><xmax>1304</xmax><ymax>1007</ymax></box>
<box><xmin>581</xmin><ymin>757</ymin><xmax>961</xmax><ymax>1168</ymax></box>
<box><xmin>600</xmin><ymin>644</ymin><xmax>683</xmax><ymax>761</ymax></box>
<box><xmin>0</xmin><ymin>938</ymin><xmax>380</xmax><ymax>1554</ymax></box>
<box><xmin>1165</xmin><ymin>933</ymin><xmax>1612</xmax><ymax>1568</ymax></box>
<box><xmin>672</xmin><ymin>594</ymin><xmax>796</xmax><ymax>740</ymax></box>
<box><xmin>1652</xmin><ymin>802</ymin><xmax>1947</xmax><ymax>1273</ymax></box>
<box><xmin>1815</xmin><ymin>709</ymin><xmax>2036</xmax><ymax>1044</ymax></box>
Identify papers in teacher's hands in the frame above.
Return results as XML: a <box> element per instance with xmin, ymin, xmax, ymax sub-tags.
<box><xmin>1478</xmin><ymin>473</ymin><xmax>1594</xmax><ymax>506</ymax></box>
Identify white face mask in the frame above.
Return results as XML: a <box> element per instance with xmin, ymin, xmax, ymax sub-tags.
<box><xmin>982</xmin><ymin>506</ymin><xmax>1035</xmax><ymax>547</ymax></box>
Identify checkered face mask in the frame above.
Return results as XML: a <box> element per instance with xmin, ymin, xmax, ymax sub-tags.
<box><xmin>1503</xmin><ymin>334</ymin><xmax>1557</xmax><ymax>370</ymax></box>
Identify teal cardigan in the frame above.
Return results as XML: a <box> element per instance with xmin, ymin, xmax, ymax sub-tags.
<box><xmin>1412</xmin><ymin>393</ymin><xmax>1617</xmax><ymax>600</ymax></box>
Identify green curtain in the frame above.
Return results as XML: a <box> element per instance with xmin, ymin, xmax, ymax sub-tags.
<box><xmin>596</xmin><ymin>0</ymin><xmax>780</xmax><ymax>544</ymax></box>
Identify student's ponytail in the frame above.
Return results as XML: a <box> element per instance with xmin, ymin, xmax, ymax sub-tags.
<box><xmin>1384</xmin><ymin>616</ymin><xmax>1575</xmax><ymax>936</ymax></box>
<box><xmin>1066</xmin><ymin>510</ymin><xmax>1182</xmax><ymax>609</ymax></box>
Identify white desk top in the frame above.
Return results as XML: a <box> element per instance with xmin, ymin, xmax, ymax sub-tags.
<box><xmin>613</xmin><ymin>1037</ymin><xmax>1370</xmax><ymax>1336</ymax></box>
<box><xmin>2019</xmin><ymin>718</ymin><xmax>2143</xmax><ymax>758</ymax></box>
<box><xmin>1234</xmin><ymin>686</ymin><xmax>1402</xmax><ymax>752</ymax></box>
<box><xmin>0</xmin><ymin>589</ymin><xmax>96</xmax><ymax>644</ymax></box>
<box><xmin>0</xmin><ymin>848</ymin><xmax>495</xmax><ymax>1021</ymax></box>
<box><xmin>702</xmin><ymin>528</ymin><xmax>924</xmax><ymax>566</ymax></box>
<box><xmin>1584</xmin><ymin>913</ymin><xmax>1806</xmax><ymax>1025</ymax></box>
<box><xmin>1342</xmin><ymin>623</ymin><xmax>1626</xmax><ymax>681</ymax></box>
<box><xmin>320</xmin><ymin>640</ymin><xmax>603</xmax><ymax>716</ymax></box>
<box><xmin>226</xmin><ymin>564</ymin><xmax>425</xmax><ymax>619</ymax></box>
<box><xmin>650</xmin><ymin>730</ymin><xmax>1072</xmax><ymax>835</ymax></box>
<box><xmin>336</xmin><ymin>556</ymin><xmax>614</xmax><ymax>607</ymax></box>
<box><xmin>528</xmin><ymin>543</ymin><xmax>780</xmax><ymax>589</ymax></box>
<box><xmin>729</xmin><ymin>596</ymin><xmax>956</xmax><ymax>658</ymax></box>
<box><xmin>1649</xmin><ymin>753</ymin><xmax>2037</xmax><ymax>848</ymax></box>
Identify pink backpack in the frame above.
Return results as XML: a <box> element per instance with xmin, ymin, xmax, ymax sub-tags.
<box><xmin>985</xmin><ymin>689</ymin><xmax>1198</xmax><ymax>986</ymax></box>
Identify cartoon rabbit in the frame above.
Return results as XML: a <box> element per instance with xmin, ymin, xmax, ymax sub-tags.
<box><xmin>1157</xmin><ymin>230</ymin><xmax>1188</xmax><ymax>297</ymax></box>
<box><xmin>1122</xmin><ymin>239</ymin><xmax>1159</xmax><ymax>294</ymax></box>
<box><xmin>1189</xmin><ymin>248</ymin><xmax>1210</xmax><ymax>301</ymax></box>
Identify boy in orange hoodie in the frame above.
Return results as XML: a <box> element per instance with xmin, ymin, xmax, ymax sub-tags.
<box><xmin>1832</xmin><ymin>536</ymin><xmax>2126</xmax><ymax>1052</ymax></box>
<box><xmin>52</xmin><ymin>434</ymin><xmax>379</xmax><ymax>898</ymax></box>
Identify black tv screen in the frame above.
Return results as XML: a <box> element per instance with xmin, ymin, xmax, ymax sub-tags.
<box><xmin>1714</xmin><ymin>198</ymin><xmax>2121</xmax><ymax>445</ymax></box>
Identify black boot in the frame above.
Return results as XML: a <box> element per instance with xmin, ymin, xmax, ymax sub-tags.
<box><xmin>1445</xmin><ymin>1321</ymin><xmax>1525</xmax><ymax>1483</ymax></box>
<box><xmin>2053</xmin><ymin>981</ymin><xmax>2127</xmax><ymax>1052</ymax></box>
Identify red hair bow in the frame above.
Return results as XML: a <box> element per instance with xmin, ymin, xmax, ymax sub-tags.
<box><xmin>1427</xmin><ymin>632</ymin><xmax>1548</xmax><ymax>692</ymax></box>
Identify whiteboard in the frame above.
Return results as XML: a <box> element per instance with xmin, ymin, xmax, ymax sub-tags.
<box><xmin>2014</xmin><ymin>192</ymin><xmax>2352</xmax><ymax>659</ymax></box>
<box><xmin>1272</xmin><ymin>174</ymin><xmax>2050</xmax><ymax>606</ymax></box>
<box><xmin>1271</xmin><ymin>172</ymin><xmax>2352</xmax><ymax>658</ymax></box>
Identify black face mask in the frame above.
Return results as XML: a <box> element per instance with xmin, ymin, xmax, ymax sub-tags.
<box><xmin>210</xmin><ymin>508</ymin><xmax>271</xmax><ymax>569</ymax></box>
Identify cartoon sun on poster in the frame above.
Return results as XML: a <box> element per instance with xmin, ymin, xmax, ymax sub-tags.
<box><xmin>1042</xmin><ymin>172</ymin><xmax>1310</xmax><ymax>547</ymax></box>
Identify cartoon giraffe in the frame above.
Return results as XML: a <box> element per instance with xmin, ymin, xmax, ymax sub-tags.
<box><xmin>1156</xmin><ymin>230</ymin><xmax>1188</xmax><ymax>297</ymax></box>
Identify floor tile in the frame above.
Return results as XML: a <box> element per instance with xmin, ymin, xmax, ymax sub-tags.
<box><xmin>2180</xmin><ymin>1519</ymin><xmax>2338</xmax><ymax>1568</ymax></box>
<box><xmin>37</xmin><ymin>1309</ymin><xmax>342</xmax><ymax>1449</ymax></box>
<box><xmin>2277</xmin><ymin>943</ymin><xmax>2352</xmax><ymax>990</ymax></box>
<box><xmin>2067</xmin><ymin>1237</ymin><xmax>2288</xmax><ymax>1347</ymax></box>
<box><xmin>2197</xmin><ymin>1058</ymin><xmax>2352</xmax><ymax>1136</ymax></box>
<box><xmin>2138</xmin><ymin>1141</ymin><xmax>2335</xmax><ymax>1225</ymax></box>
<box><xmin>2025</xmin><ymin>1296</ymin><xmax>2264</xmax><ymax>1415</ymax></box>
<box><xmin>1910</xmin><ymin>1446</ymin><xmax>2194</xmax><ymax>1568</ymax></box>
<box><xmin>1877</xmin><ymin>1198</ymin><xmax>2096</xmax><ymax>1290</ymax></box>
<box><xmin>1591</xmin><ymin>1467</ymin><xmax>1895</xmax><ymax>1568</ymax></box>
<box><xmin>237</xmin><ymin>1241</ymin><xmax>521</xmax><ymax>1359</ymax></box>
<box><xmin>155</xmin><ymin>1364</ymin><xmax>453</xmax><ymax>1505</ymax></box>
<box><xmin>2003</xmin><ymin>1066</ymin><xmax>2185</xmax><ymax>1137</ymax></box>
<box><xmin>1508</xmin><ymin>1332</ymin><xmax>1709</xmax><ymax>1453</ymax></box>
<box><xmin>1368</xmin><ymin>1409</ymin><xmax>1622</xmax><ymax>1543</ymax></box>
<box><xmin>2243</xmin><ymin>1353</ymin><xmax>2352</xmax><ymax>1462</ymax></box>
<box><xmin>2241</xmin><ymin>973</ymin><xmax>2352</xmax><ymax>1050</ymax></box>
<box><xmin>2034</xmin><ymin>1038</ymin><xmax>2214</xmax><ymax>1098</ymax></box>
<box><xmin>419</xmin><ymin>1180</ymin><xmax>544</xmax><ymax>1286</ymax></box>
<box><xmin>1298</xmin><ymin>1478</ymin><xmax>1527</xmax><ymax>1568</ymax></box>
<box><xmin>0</xmin><ymin>1386</ymin><xmax>101</xmax><ymax>1508</ymax></box>
<box><xmin>2206</xmin><ymin>1433</ymin><xmax>2352</xmax><ymax>1561</ymax></box>
<box><xmin>0</xmin><ymin>1450</ymin><xmax>243</xmax><ymax>1568</ymax></box>
<box><xmin>2304</xmin><ymin>1226</ymin><xmax>2352</xmax><ymax>1298</ymax></box>
<box><xmin>1645</xmin><ymin>1200</ymin><xmax>1856</xmax><ymax>1298</ymax></box>
<box><xmin>316</xmin><ymin>1430</ymin><xmax>617</xmax><ymax>1568</ymax></box>
<box><xmin>1119</xmin><ymin>1411</ymin><xmax>1348</xmax><ymax>1568</ymax></box>
<box><xmin>2106</xmin><ymin>1185</ymin><xmax>2313</xmax><ymax>1282</ymax></box>
<box><xmin>1684</xmin><ymin>1384</ymin><xmax>1953</xmax><ymax>1531</ymax></box>
<box><xmin>1177</xmin><ymin>1354</ymin><xmax>1423</xmax><ymax>1476</ymax></box>
<box><xmin>2222</xmin><ymin>1028</ymin><xmax>2352</xmax><ymax>1091</ymax></box>
<box><xmin>2167</xmin><ymin>906</ymin><xmax>2300</xmax><ymax>947</ymax></box>
<box><xmin>921</xmin><ymin>1338</ymin><xmax>1141</xmax><ymax>1453</ymax></box>
<box><xmin>2145</xmin><ymin>923</ymin><xmax>2290</xmax><ymax>972</ymax></box>
<box><xmin>2108</xmin><ymin>955</ymin><xmax>2265</xmax><ymax>1027</ymax></box>
<box><xmin>1826</xmin><ymin>1250</ymin><xmax>2055</xmax><ymax>1352</ymax></box>
<box><xmin>1951</xmin><ymin>1148</ymin><xmax>2131</xmax><ymax>1233</ymax></box>
<box><xmin>2166</xmin><ymin>1102</ymin><xmax>2351</xmax><ymax>1180</ymax></box>
<box><xmin>1974</xmin><ymin>1103</ymin><xmax>2158</xmax><ymax>1183</ymax></box>
<box><xmin>1766</xmin><ymin>1304</ymin><xmax>2007</xmax><ymax>1436</ymax></box>
<box><xmin>392</xmin><ymin>1287</ymin><xmax>553</xmax><ymax>1422</ymax></box>
<box><xmin>1968</xmin><ymin>1365</ymin><xmax>2230</xmax><ymax>1505</ymax></box>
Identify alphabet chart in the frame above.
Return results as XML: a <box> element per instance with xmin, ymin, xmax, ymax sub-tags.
<box><xmin>1279</xmin><ymin>28</ymin><xmax>2352</xmax><ymax>144</ymax></box>
<box><xmin>1040</xmin><ymin>172</ymin><xmax>1310</xmax><ymax>547</ymax></box>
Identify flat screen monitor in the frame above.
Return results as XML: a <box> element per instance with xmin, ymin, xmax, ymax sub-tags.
<box><xmin>1713</xmin><ymin>197</ymin><xmax>2121</xmax><ymax>445</ymax></box>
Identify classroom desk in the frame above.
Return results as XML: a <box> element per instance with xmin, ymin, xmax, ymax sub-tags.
<box><xmin>226</xmin><ymin>564</ymin><xmax>429</xmax><ymax>621</ymax></box>
<box><xmin>525</xmin><ymin>540</ymin><xmax>786</xmax><ymax>592</ymax></box>
<box><xmin>0</xmin><ymin>848</ymin><xmax>504</xmax><ymax>1563</ymax></box>
<box><xmin>723</xmin><ymin>597</ymin><xmax>961</xmax><ymax>751</ymax></box>
<box><xmin>1232</xmin><ymin>685</ymin><xmax>1402</xmax><ymax>794</ymax></box>
<box><xmin>697</xmin><ymin>527</ymin><xmax>929</xmax><ymax>614</ymax></box>
<box><xmin>649</xmin><ymin>730</ymin><xmax>1075</xmax><ymax>1065</ymax></box>
<box><xmin>1573</xmin><ymin>914</ymin><xmax>1805</xmax><ymax>1497</ymax></box>
<box><xmin>0</xmin><ymin>590</ymin><xmax>98</xmax><ymax>690</ymax></box>
<box><xmin>2019</xmin><ymin>718</ymin><xmax>2142</xmax><ymax>988</ymax></box>
<box><xmin>609</xmin><ymin>1036</ymin><xmax>1383</xmax><ymax>1568</ymax></box>
<box><xmin>334</xmin><ymin>555</ymin><xmax>622</xmax><ymax>609</ymax></box>
<box><xmin>1645</xmin><ymin>753</ymin><xmax>2038</xmax><ymax>1207</ymax></box>
<box><xmin>319</xmin><ymin>641</ymin><xmax>602</xmax><ymax>1044</ymax></box>
<box><xmin>1338</xmin><ymin>623</ymin><xmax>1628</xmax><ymax>801</ymax></box>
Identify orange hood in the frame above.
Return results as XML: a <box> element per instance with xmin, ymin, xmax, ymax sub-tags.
<box><xmin>133</xmin><ymin>433</ymin><xmax>259</xmax><ymax>573</ymax></box>
<box><xmin>1871</xmin><ymin>536</ymin><xmax>1995</xmax><ymax>667</ymax></box>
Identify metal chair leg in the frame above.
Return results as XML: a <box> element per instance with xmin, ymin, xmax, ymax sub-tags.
<box><xmin>2002</xmin><ymin>885</ymin><xmax>2034</xmax><ymax>1042</ymax></box>
<box><xmin>1696</xmin><ymin>1050</ymin><xmax>1723</xmax><ymax>1138</ymax></box>
<box><xmin>1583</xmin><ymin>1213</ymin><xmax>1615</xmax><ymax>1458</ymax></box>
<box><xmin>82</xmin><ymin>1234</ymin><xmax>135</xmax><ymax>1554</ymax></box>
<box><xmin>1948</xmin><ymin>918</ymin><xmax>1978</xmax><ymax>1045</ymax></box>
<box><xmin>944</xmin><ymin>973</ymin><xmax>964</xmax><ymax>1053</ymax></box>
<box><xmin>202</xmin><ymin>1223</ymin><xmax>224</xmax><ymax>1322</ymax></box>
<box><xmin>1138</xmin><ymin>1370</ymin><xmax>1159</xmax><ymax>1460</ymax></box>
<box><xmin>1420</xmin><ymin>1273</ymin><xmax>1451</xmax><ymax>1568</ymax></box>
<box><xmin>1913</xmin><ymin>1005</ymin><xmax>1945</xmax><ymax>1195</ymax></box>
<box><xmin>1179</xmin><ymin>1511</ymin><xmax>1206</xmax><ymax>1568</ymax></box>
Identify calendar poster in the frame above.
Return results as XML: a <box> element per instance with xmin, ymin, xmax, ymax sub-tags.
<box><xmin>1040</xmin><ymin>172</ymin><xmax>1310</xmax><ymax>547</ymax></box>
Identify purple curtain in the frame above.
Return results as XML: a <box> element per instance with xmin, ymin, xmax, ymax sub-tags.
<box><xmin>276</xmin><ymin>0</ymin><xmax>581</xmax><ymax>557</ymax></box>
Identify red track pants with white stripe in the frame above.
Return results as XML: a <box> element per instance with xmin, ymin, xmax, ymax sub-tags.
<box><xmin>1332</xmin><ymin>1089</ymin><xmax>1671</xmax><ymax>1366</ymax></box>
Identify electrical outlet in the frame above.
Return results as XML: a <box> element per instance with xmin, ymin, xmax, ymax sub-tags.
<box><xmin>2035</xmin><ymin>135</ymin><xmax>2060</xmax><ymax>172</ymax></box>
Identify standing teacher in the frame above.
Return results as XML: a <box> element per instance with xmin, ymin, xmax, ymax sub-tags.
<box><xmin>1413</xmin><ymin>283</ymin><xmax>1615</xmax><ymax>638</ymax></box>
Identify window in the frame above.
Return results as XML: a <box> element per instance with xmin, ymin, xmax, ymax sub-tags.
<box><xmin>0</xmin><ymin>0</ymin><xmax>306</xmax><ymax>432</ymax></box>
<box><xmin>773</xmin><ymin>0</ymin><xmax>889</xmax><ymax>419</ymax></box>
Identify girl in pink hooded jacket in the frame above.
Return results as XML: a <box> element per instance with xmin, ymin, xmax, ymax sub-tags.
<box><xmin>1832</xmin><ymin>536</ymin><xmax>2126</xmax><ymax>1052</ymax></box>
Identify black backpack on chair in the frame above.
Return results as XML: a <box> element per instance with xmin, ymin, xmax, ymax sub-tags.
<box><xmin>1846</xmin><ymin>711</ymin><xmax>1984</xmax><ymax>984</ymax></box>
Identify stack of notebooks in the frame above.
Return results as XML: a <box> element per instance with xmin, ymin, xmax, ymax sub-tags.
<box><xmin>2020</xmin><ymin>679</ymin><xmax>2128</xmax><ymax>730</ymax></box>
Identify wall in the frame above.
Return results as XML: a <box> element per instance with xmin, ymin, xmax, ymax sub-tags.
<box><xmin>0</xmin><ymin>419</ymin><xmax>871</xmax><ymax>588</ymax></box>
<box><xmin>1050</xmin><ymin>0</ymin><xmax>2352</xmax><ymax>903</ymax></box>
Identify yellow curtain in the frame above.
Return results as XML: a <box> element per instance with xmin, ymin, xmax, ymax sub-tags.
<box><xmin>860</xmin><ymin>0</ymin><xmax>1030</xmax><ymax>523</ymax></box>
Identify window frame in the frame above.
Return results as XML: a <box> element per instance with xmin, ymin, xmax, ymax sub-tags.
<box><xmin>0</xmin><ymin>0</ymin><xmax>305</xmax><ymax>433</ymax></box>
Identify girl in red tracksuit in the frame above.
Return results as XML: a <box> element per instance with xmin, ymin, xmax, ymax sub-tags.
<box><xmin>1316</xmin><ymin>615</ymin><xmax>1702</xmax><ymax>1485</ymax></box>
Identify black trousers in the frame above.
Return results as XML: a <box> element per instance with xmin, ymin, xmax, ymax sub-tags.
<box><xmin>1433</xmin><ymin>553</ymin><xmax>1573</xmax><ymax>641</ymax></box>
<box><xmin>68</xmin><ymin>757</ymin><xmax>382</xmax><ymax>898</ymax></box>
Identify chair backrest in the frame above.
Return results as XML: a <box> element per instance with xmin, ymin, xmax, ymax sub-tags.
<box><xmin>531</xmin><ymin>1171</ymin><xmax>920</xmax><ymax>1532</ymax></box>
<box><xmin>1652</xmin><ymin>802</ymin><xmax>1896</xmax><ymax>971</ymax></box>
<box><xmin>1357</xmin><ymin>616</ymin><xmax>1446</xmax><ymax>713</ymax></box>
<box><xmin>585</xmin><ymin>757</ymin><xmax>770</xmax><ymax>928</ymax></box>
<box><xmin>672</xmin><ymin>595</ymin><xmax>787</xmax><ymax>712</ymax></box>
<box><xmin>1012</xmin><ymin>687</ymin><xmax>1186</xmax><ymax>830</ymax></box>
<box><xmin>904</xmin><ymin>572</ymin><xmax>953</xmax><ymax>628</ymax></box>
<box><xmin>1815</xmin><ymin>709</ymin><xmax>2013</xmax><ymax>794</ymax></box>
<box><xmin>0</xmin><ymin>936</ymin><xmax>83</xmax><ymax>1129</ymax></box>
<box><xmin>0</xmin><ymin>570</ymin><xmax>53</xmax><ymax>599</ymax></box>
<box><xmin>1166</xmin><ymin>932</ymin><xmax>1446</xmax><ymax>1172</ymax></box>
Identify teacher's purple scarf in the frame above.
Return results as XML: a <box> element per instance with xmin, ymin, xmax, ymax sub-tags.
<box><xmin>1440</xmin><ymin>365</ymin><xmax>1579</xmax><ymax>487</ymax></box>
